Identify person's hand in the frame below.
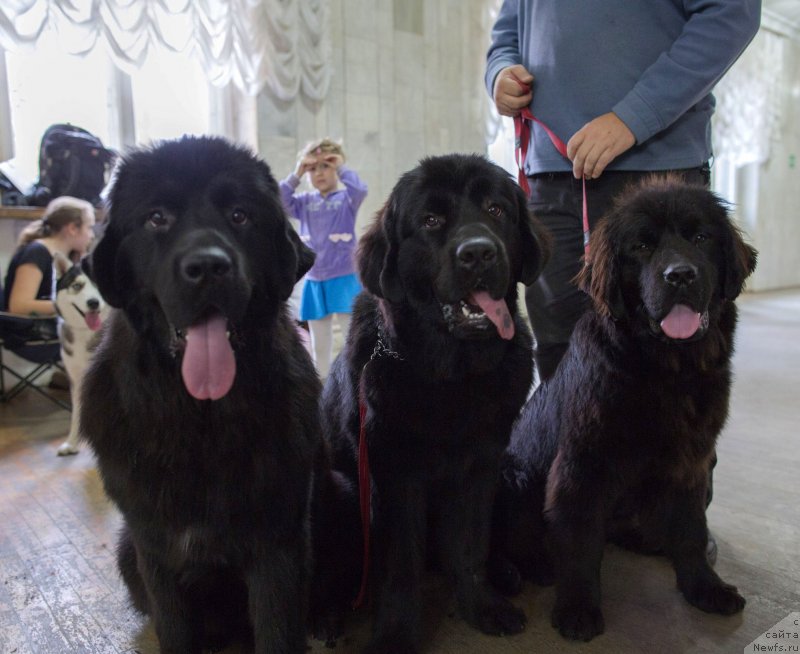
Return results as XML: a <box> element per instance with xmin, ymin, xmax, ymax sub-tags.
<box><xmin>294</xmin><ymin>155</ymin><xmax>316</xmax><ymax>178</ymax></box>
<box><xmin>493</xmin><ymin>65</ymin><xmax>534</xmax><ymax>117</ymax></box>
<box><xmin>323</xmin><ymin>153</ymin><xmax>344</xmax><ymax>170</ymax></box>
<box><xmin>566</xmin><ymin>112</ymin><xmax>636</xmax><ymax>179</ymax></box>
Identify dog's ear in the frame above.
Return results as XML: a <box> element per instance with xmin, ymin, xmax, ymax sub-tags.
<box><xmin>89</xmin><ymin>227</ymin><xmax>128</xmax><ymax>308</ymax></box>
<box><xmin>721</xmin><ymin>218</ymin><xmax>758</xmax><ymax>301</ymax></box>
<box><xmin>576</xmin><ymin>219</ymin><xmax>626</xmax><ymax>320</ymax></box>
<box><xmin>357</xmin><ymin>199</ymin><xmax>402</xmax><ymax>302</ymax></box>
<box><xmin>273</xmin><ymin>224</ymin><xmax>314</xmax><ymax>302</ymax></box>
<box><xmin>516</xmin><ymin>188</ymin><xmax>551</xmax><ymax>285</ymax></box>
<box><xmin>52</xmin><ymin>251</ymin><xmax>72</xmax><ymax>279</ymax></box>
<box><xmin>79</xmin><ymin>253</ymin><xmax>93</xmax><ymax>280</ymax></box>
<box><xmin>288</xmin><ymin>227</ymin><xmax>315</xmax><ymax>283</ymax></box>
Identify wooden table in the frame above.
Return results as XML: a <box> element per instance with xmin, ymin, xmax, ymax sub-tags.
<box><xmin>0</xmin><ymin>205</ymin><xmax>106</xmax><ymax>222</ymax></box>
<box><xmin>0</xmin><ymin>206</ymin><xmax>46</xmax><ymax>221</ymax></box>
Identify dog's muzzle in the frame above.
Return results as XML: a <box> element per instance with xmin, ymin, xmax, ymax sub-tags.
<box><xmin>436</xmin><ymin>227</ymin><xmax>516</xmax><ymax>340</ymax></box>
<box><xmin>440</xmin><ymin>291</ymin><xmax>514</xmax><ymax>340</ymax></box>
<box><xmin>160</xmin><ymin>237</ymin><xmax>251</xmax><ymax>402</ymax></box>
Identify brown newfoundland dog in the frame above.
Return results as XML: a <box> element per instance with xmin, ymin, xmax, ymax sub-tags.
<box><xmin>490</xmin><ymin>176</ymin><xmax>756</xmax><ymax>642</ymax></box>
<box><xmin>321</xmin><ymin>155</ymin><xmax>549</xmax><ymax>653</ymax></box>
<box><xmin>81</xmin><ymin>137</ymin><xmax>323</xmax><ymax>653</ymax></box>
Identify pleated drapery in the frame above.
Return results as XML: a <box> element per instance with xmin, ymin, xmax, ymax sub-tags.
<box><xmin>0</xmin><ymin>0</ymin><xmax>332</xmax><ymax>101</ymax></box>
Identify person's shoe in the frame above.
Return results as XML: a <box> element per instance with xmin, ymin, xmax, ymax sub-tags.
<box><xmin>706</xmin><ymin>530</ymin><xmax>718</xmax><ymax>566</ymax></box>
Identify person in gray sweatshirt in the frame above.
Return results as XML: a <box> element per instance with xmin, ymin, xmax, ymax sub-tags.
<box><xmin>486</xmin><ymin>0</ymin><xmax>761</xmax><ymax>381</ymax></box>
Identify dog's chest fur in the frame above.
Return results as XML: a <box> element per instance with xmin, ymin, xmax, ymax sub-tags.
<box><xmin>352</xmin><ymin>306</ymin><xmax>534</xmax><ymax>477</ymax></box>
<box><xmin>84</xmin><ymin>312</ymin><xmax>317</xmax><ymax>520</ymax></box>
<box><xmin>554</xmin><ymin>310</ymin><xmax>734</xmax><ymax>484</ymax></box>
<box><xmin>60</xmin><ymin>323</ymin><xmax>102</xmax><ymax>362</ymax></box>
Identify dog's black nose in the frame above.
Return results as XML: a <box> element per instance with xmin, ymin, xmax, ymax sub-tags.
<box><xmin>180</xmin><ymin>247</ymin><xmax>233</xmax><ymax>283</ymax></box>
<box><xmin>87</xmin><ymin>298</ymin><xmax>100</xmax><ymax>311</ymax></box>
<box><xmin>456</xmin><ymin>237</ymin><xmax>497</xmax><ymax>271</ymax></box>
<box><xmin>663</xmin><ymin>262</ymin><xmax>698</xmax><ymax>287</ymax></box>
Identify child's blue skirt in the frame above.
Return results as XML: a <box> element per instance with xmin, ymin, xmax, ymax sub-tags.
<box><xmin>299</xmin><ymin>273</ymin><xmax>362</xmax><ymax>321</ymax></box>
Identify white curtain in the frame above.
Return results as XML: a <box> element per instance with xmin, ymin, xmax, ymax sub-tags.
<box><xmin>0</xmin><ymin>0</ymin><xmax>332</xmax><ymax>101</ymax></box>
<box><xmin>0</xmin><ymin>49</ymin><xmax>13</xmax><ymax>161</ymax></box>
<box><xmin>712</xmin><ymin>28</ymin><xmax>785</xmax><ymax>166</ymax></box>
<box><xmin>482</xmin><ymin>0</ymin><xmax>503</xmax><ymax>145</ymax></box>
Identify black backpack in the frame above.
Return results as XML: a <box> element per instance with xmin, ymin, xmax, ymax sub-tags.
<box><xmin>27</xmin><ymin>123</ymin><xmax>116</xmax><ymax>207</ymax></box>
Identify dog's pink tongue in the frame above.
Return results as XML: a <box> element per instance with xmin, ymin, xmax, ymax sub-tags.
<box><xmin>181</xmin><ymin>314</ymin><xmax>236</xmax><ymax>400</ymax></box>
<box><xmin>469</xmin><ymin>290</ymin><xmax>515</xmax><ymax>340</ymax></box>
<box><xmin>660</xmin><ymin>304</ymin><xmax>701</xmax><ymax>339</ymax></box>
<box><xmin>85</xmin><ymin>312</ymin><xmax>102</xmax><ymax>331</ymax></box>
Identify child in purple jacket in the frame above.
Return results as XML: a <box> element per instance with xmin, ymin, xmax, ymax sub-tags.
<box><xmin>279</xmin><ymin>139</ymin><xmax>368</xmax><ymax>377</ymax></box>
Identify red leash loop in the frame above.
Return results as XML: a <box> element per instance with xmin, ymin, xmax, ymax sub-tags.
<box><xmin>512</xmin><ymin>76</ymin><xmax>590</xmax><ymax>255</ymax></box>
<box><xmin>352</xmin><ymin>319</ymin><xmax>404</xmax><ymax>609</ymax></box>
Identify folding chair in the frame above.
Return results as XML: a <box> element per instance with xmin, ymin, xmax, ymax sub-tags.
<box><xmin>0</xmin><ymin>282</ymin><xmax>70</xmax><ymax>411</ymax></box>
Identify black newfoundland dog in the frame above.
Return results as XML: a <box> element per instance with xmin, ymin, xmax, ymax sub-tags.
<box><xmin>491</xmin><ymin>176</ymin><xmax>756</xmax><ymax>642</ymax></box>
<box><xmin>81</xmin><ymin>136</ymin><xmax>321</xmax><ymax>653</ymax></box>
<box><xmin>321</xmin><ymin>155</ymin><xmax>549</xmax><ymax>653</ymax></box>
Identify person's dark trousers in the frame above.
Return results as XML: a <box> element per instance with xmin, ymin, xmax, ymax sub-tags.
<box><xmin>523</xmin><ymin>165</ymin><xmax>717</xmax><ymax>562</ymax></box>
<box><xmin>524</xmin><ymin>166</ymin><xmax>709</xmax><ymax>382</ymax></box>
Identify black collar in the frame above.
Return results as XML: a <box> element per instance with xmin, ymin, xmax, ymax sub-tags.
<box><xmin>370</xmin><ymin>304</ymin><xmax>403</xmax><ymax>361</ymax></box>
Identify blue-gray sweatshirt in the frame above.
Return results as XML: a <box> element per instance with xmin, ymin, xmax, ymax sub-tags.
<box><xmin>485</xmin><ymin>0</ymin><xmax>761</xmax><ymax>175</ymax></box>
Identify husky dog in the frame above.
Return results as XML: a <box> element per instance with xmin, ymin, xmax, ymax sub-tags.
<box><xmin>53</xmin><ymin>252</ymin><xmax>107</xmax><ymax>455</ymax></box>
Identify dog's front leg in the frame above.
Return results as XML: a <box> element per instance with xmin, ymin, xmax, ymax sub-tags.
<box><xmin>247</xmin><ymin>543</ymin><xmax>309</xmax><ymax>654</ymax></box>
<box><xmin>57</xmin><ymin>371</ymin><xmax>81</xmax><ymax>455</ymax></box>
<box><xmin>437</xmin><ymin>463</ymin><xmax>527</xmax><ymax>636</ymax></box>
<box><xmin>664</xmin><ymin>481</ymin><xmax>745</xmax><ymax>615</ymax></box>
<box><xmin>363</xmin><ymin>475</ymin><xmax>427</xmax><ymax>654</ymax></box>
<box><xmin>137</xmin><ymin>549</ymin><xmax>201</xmax><ymax>654</ymax></box>
<box><xmin>547</xmin><ymin>452</ymin><xmax>608</xmax><ymax>642</ymax></box>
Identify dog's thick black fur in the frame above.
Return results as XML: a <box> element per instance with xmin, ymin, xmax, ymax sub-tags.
<box><xmin>491</xmin><ymin>176</ymin><xmax>756</xmax><ymax>642</ymax></box>
<box><xmin>321</xmin><ymin>154</ymin><xmax>549</xmax><ymax>653</ymax></box>
<box><xmin>82</xmin><ymin>136</ymin><xmax>322</xmax><ymax>654</ymax></box>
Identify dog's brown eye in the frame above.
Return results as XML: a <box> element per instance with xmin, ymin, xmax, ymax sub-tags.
<box><xmin>148</xmin><ymin>211</ymin><xmax>168</xmax><ymax>228</ymax></box>
<box><xmin>487</xmin><ymin>204</ymin><xmax>503</xmax><ymax>217</ymax></box>
<box><xmin>231</xmin><ymin>209</ymin><xmax>248</xmax><ymax>225</ymax></box>
<box><xmin>694</xmin><ymin>233</ymin><xmax>709</xmax><ymax>245</ymax></box>
<box><xmin>423</xmin><ymin>215</ymin><xmax>442</xmax><ymax>228</ymax></box>
<box><xmin>635</xmin><ymin>242</ymin><xmax>651</xmax><ymax>252</ymax></box>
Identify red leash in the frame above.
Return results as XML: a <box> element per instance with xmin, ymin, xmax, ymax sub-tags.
<box><xmin>512</xmin><ymin>76</ymin><xmax>590</xmax><ymax>255</ymax></box>
<box><xmin>352</xmin><ymin>323</ymin><xmax>404</xmax><ymax>609</ymax></box>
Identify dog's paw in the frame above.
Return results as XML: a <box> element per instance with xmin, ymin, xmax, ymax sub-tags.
<box><xmin>309</xmin><ymin>609</ymin><xmax>345</xmax><ymax>648</ymax></box>
<box><xmin>465</xmin><ymin>590</ymin><xmax>527</xmax><ymax>636</ymax></box>
<box><xmin>551</xmin><ymin>601</ymin><xmax>604</xmax><ymax>641</ymax></box>
<box><xmin>57</xmin><ymin>442</ymin><xmax>80</xmax><ymax>456</ymax></box>
<box><xmin>682</xmin><ymin>578</ymin><xmax>746</xmax><ymax>615</ymax></box>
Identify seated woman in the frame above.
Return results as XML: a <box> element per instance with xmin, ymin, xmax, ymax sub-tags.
<box><xmin>3</xmin><ymin>196</ymin><xmax>96</xmax><ymax>359</ymax></box>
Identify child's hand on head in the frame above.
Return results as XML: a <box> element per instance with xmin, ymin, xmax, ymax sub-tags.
<box><xmin>294</xmin><ymin>155</ymin><xmax>316</xmax><ymax>178</ymax></box>
<box><xmin>323</xmin><ymin>153</ymin><xmax>343</xmax><ymax>169</ymax></box>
